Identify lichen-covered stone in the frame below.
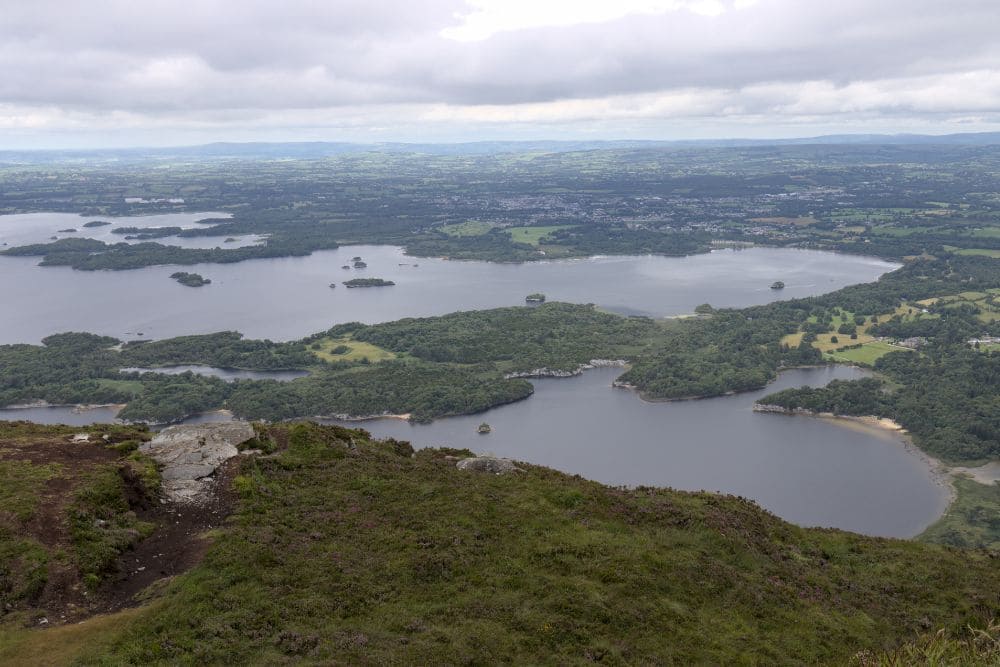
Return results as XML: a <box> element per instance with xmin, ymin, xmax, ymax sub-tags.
<box><xmin>140</xmin><ymin>422</ymin><xmax>256</xmax><ymax>502</ymax></box>
<box><xmin>455</xmin><ymin>456</ymin><xmax>522</xmax><ymax>475</ymax></box>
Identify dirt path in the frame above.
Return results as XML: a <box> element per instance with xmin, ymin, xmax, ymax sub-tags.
<box><xmin>95</xmin><ymin>461</ymin><xmax>237</xmax><ymax>615</ymax></box>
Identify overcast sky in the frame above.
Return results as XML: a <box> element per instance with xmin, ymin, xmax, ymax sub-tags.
<box><xmin>3</xmin><ymin>0</ymin><xmax>1000</xmax><ymax>148</ymax></box>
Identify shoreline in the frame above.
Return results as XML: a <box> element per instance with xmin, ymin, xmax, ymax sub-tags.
<box><xmin>314</xmin><ymin>411</ymin><xmax>414</xmax><ymax>423</ymax></box>
<box><xmin>504</xmin><ymin>359</ymin><xmax>627</xmax><ymax>380</ymax></box>
<box><xmin>755</xmin><ymin>404</ymin><xmax>958</xmax><ymax>513</ymax></box>
<box><xmin>2</xmin><ymin>401</ymin><xmax>127</xmax><ymax>413</ymax></box>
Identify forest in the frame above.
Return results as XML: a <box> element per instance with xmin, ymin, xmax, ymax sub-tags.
<box><xmin>3</xmin><ymin>256</ymin><xmax>999</xmax><ymax>429</ymax></box>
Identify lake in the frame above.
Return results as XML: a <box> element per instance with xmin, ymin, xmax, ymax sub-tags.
<box><xmin>0</xmin><ymin>211</ymin><xmax>267</xmax><ymax>250</ymax></box>
<box><xmin>0</xmin><ymin>215</ymin><xmax>898</xmax><ymax>344</ymax></box>
<box><xmin>0</xmin><ymin>366</ymin><xmax>948</xmax><ymax>537</ymax></box>
<box><xmin>329</xmin><ymin>366</ymin><xmax>949</xmax><ymax>538</ymax></box>
<box><xmin>0</xmin><ymin>214</ymin><xmax>943</xmax><ymax>537</ymax></box>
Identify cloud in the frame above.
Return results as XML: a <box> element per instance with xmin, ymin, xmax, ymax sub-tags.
<box><xmin>0</xmin><ymin>0</ymin><xmax>999</xmax><ymax>146</ymax></box>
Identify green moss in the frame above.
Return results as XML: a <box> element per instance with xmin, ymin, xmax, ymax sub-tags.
<box><xmin>0</xmin><ymin>533</ymin><xmax>49</xmax><ymax>608</ymax></box>
<box><xmin>0</xmin><ymin>460</ymin><xmax>62</xmax><ymax>522</ymax></box>
<box><xmin>69</xmin><ymin>467</ymin><xmax>155</xmax><ymax>585</ymax></box>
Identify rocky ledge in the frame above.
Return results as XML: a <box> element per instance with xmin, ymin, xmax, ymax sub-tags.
<box><xmin>504</xmin><ymin>358</ymin><xmax>627</xmax><ymax>379</ymax></box>
<box><xmin>139</xmin><ymin>422</ymin><xmax>257</xmax><ymax>503</ymax></box>
<box><xmin>753</xmin><ymin>403</ymin><xmax>816</xmax><ymax>415</ymax></box>
<box><xmin>456</xmin><ymin>456</ymin><xmax>523</xmax><ymax>475</ymax></box>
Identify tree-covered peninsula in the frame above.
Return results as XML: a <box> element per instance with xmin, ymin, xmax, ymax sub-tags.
<box><xmin>2</xmin><ymin>256</ymin><xmax>999</xmax><ymax>550</ymax></box>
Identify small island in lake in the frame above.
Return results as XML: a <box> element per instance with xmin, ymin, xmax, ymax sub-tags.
<box><xmin>353</xmin><ymin>260</ymin><xmax>368</xmax><ymax>268</ymax></box>
<box><xmin>478</xmin><ymin>422</ymin><xmax>492</xmax><ymax>434</ymax></box>
<box><xmin>82</xmin><ymin>220</ymin><xmax>111</xmax><ymax>228</ymax></box>
<box><xmin>170</xmin><ymin>271</ymin><xmax>212</xmax><ymax>287</ymax></box>
<box><xmin>770</xmin><ymin>281</ymin><xmax>785</xmax><ymax>290</ymax></box>
<box><xmin>57</xmin><ymin>228</ymin><xmax>77</xmax><ymax>233</ymax></box>
<box><xmin>525</xmin><ymin>293</ymin><xmax>546</xmax><ymax>303</ymax></box>
<box><xmin>343</xmin><ymin>278</ymin><xmax>395</xmax><ymax>288</ymax></box>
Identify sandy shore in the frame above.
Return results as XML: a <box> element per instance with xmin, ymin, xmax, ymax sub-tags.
<box><xmin>317</xmin><ymin>412</ymin><xmax>412</xmax><ymax>422</ymax></box>
<box><xmin>815</xmin><ymin>414</ymin><xmax>958</xmax><ymax>509</ymax></box>
<box><xmin>71</xmin><ymin>403</ymin><xmax>127</xmax><ymax>414</ymax></box>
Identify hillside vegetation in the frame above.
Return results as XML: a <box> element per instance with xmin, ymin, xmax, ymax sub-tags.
<box><xmin>2</xmin><ymin>422</ymin><xmax>997</xmax><ymax>664</ymax></box>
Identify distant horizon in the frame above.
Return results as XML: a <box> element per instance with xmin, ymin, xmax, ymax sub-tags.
<box><xmin>5</xmin><ymin>2</ymin><xmax>1000</xmax><ymax>151</ymax></box>
<box><xmin>7</xmin><ymin>129</ymin><xmax>1000</xmax><ymax>154</ymax></box>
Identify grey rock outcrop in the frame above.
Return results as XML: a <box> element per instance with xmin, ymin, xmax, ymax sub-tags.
<box><xmin>504</xmin><ymin>359</ymin><xmax>626</xmax><ymax>380</ymax></box>
<box><xmin>455</xmin><ymin>456</ymin><xmax>522</xmax><ymax>475</ymax></box>
<box><xmin>139</xmin><ymin>422</ymin><xmax>256</xmax><ymax>503</ymax></box>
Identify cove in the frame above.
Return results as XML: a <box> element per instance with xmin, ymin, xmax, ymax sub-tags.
<box><xmin>330</xmin><ymin>365</ymin><xmax>950</xmax><ymax>538</ymax></box>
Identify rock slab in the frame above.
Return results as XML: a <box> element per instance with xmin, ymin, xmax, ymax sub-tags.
<box><xmin>139</xmin><ymin>422</ymin><xmax>256</xmax><ymax>503</ymax></box>
<box><xmin>456</xmin><ymin>456</ymin><xmax>522</xmax><ymax>475</ymax></box>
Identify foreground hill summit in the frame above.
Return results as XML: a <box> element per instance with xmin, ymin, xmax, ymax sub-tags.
<box><xmin>0</xmin><ymin>421</ymin><xmax>998</xmax><ymax>664</ymax></box>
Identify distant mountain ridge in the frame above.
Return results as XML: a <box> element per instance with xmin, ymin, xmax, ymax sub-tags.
<box><xmin>4</xmin><ymin>132</ymin><xmax>1000</xmax><ymax>163</ymax></box>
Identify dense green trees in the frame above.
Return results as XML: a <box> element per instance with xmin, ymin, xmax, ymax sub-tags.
<box><xmin>2</xmin><ymin>257</ymin><xmax>1000</xmax><ymax>430</ymax></box>
<box><xmin>118</xmin><ymin>332</ymin><xmax>315</xmax><ymax>370</ymax></box>
<box><xmin>169</xmin><ymin>272</ymin><xmax>211</xmax><ymax>287</ymax></box>
<box><xmin>763</xmin><ymin>343</ymin><xmax>1000</xmax><ymax>463</ymax></box>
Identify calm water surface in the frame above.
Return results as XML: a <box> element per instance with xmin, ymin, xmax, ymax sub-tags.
<box><xmin>0</xmin><ymin>220</ymin><xmax>898</xmax><ymax>344</ymax></box>
<box><xmin>0</xmin><ymin>211</ymin><xmax>268</xmax><ymax>249</ymax></box>
<box><xmin>331</xmin><ymin>366</ymin><xmax>949</xmax><ymax>538</ymax></box>
<box><xmin>0</xmin><ymin>214</ymin><xmax>943</xmax><ymax>537</ymax></box>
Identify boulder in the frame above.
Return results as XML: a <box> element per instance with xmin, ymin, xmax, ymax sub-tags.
<box><xmin>455</xmin><ymin>456</ymin><xmax>522</xmax><ymax>475</ymax></box>
<box><xmin>139</xmin><ymin>422</ymin><xmax>256</xmax><ymax>503</ymax></box>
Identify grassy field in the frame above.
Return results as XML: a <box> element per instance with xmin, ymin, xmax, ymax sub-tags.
<box><xmin>970</xmin><ymin>226</ymin><xmax>1000</xmax><ymax>238</ymax></box>
<box><xmin>795</xmin><ymin>298</ymin><xmax>956</xmax><ymax>361</ymax></box>
<box><xmin>748</xmin><ymin>216</ymin><xmax>817</xmax><ymax>226</ymax></box>
<box><xmin>310</xmin><ymin>336</ymin><xmax>397</xmax><ymax>363</ymax></box>
<box><xmin>813</xmin><ymin>331</ymin><xmax>875</xmax><ymax>352</ymax></box>
<box><xmin>439</xmin><ymin>220</ymin><xmax>492</xmax><ymax>237</ymax></box>
<box><xmin>825</xmin><ymin>341</ymin><xmax>910</xmax><ymax>365</ymax></box>
<box><xmin>0</xmin><ymin>606</ymin><xmax>150</xmax><ymax>666</ymax></box>
<box><xmin>955</xmin><ymin>248</ymin><xmax>1000</xmax><ymax>258</ymax></box>
<box><xmin>932</xmin><ymin>289</ymin><xmax>1000</xmax><ymax>322</ymax></box>
<box><xmin>506</xmin><ymin>225</ymin><xmax>574</xmax><ymax>245</ymax></box>
<box><xmin>94</xmin><ymin>378</ymin><xmax>144</xmax><ymax>396</ymax></box>
<box><xmin>779</xmin><ymin>331</ymin><xmax>804</xmax><ymax>347</ymax></box>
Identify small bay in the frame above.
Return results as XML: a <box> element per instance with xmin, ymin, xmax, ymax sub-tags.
<box><xmin>333</xmin><ymin>366</ymin><xmax>949</xmax><ymax>538</ymax></box>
